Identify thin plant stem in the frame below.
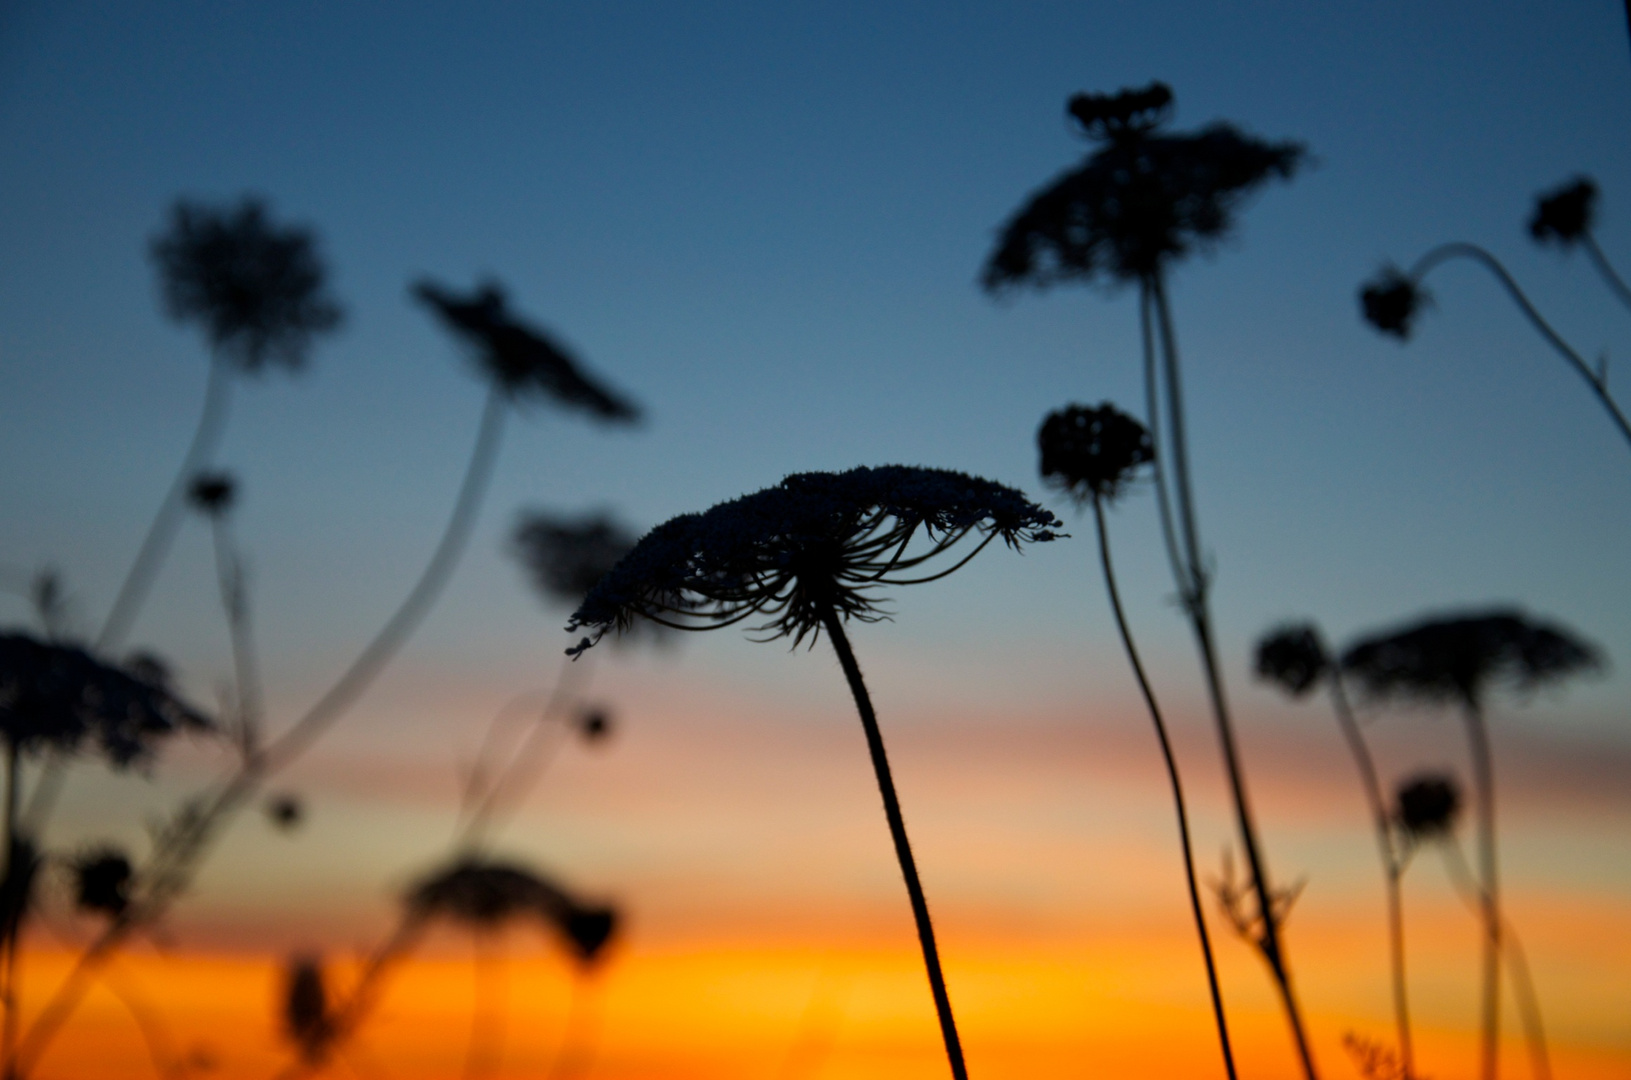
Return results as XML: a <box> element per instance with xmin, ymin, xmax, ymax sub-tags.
<box><xmin>464</xmin><ymin>930</ymin><xmax>506</xmax><ymax>1080</ymax></box>
<box><xmin>1139</xmin><ymin>284</ymin><xmax>1188</xmax><ymax>597</ymax></box>
<box><xmin>1582</xmin><ymin>233</ymin><xmax>1631</xmax><ymax>314</ymax></box>
<box><xmin>1148</xmin><ymin>272</ymin><xmax>1318</xmax><ymax>1080</ymax></box>
<box><xmin>14</xmin><ymin>388</ymin><xmax>510</xmax><ymax>1078</ymax></box>
<box><xmin>1325</xmin><ymin>673</ymin><xmax>1414</xmax><ymax>1078</ymax></box>
<box><xmin>1460</xmin><ymin>700</ymin><xmax>1501</xmax><ymax>1080</ymax></box>
<box><xmin>1091</xmin><ymin>496</ymin><xmax>1236</xmax><ymax>1080</ymax></box>
<box><xmin>209</xmin><ymin>515</ymin><xmax>263</xmax><ymax>759</ymax></box>
<box><xmin>817</xmin><ymin>606</ymin><xmax>967</xmax><ymax>1080</ymax></box>
<box><xmin>1440</xmin><ymin>840</ymin><xmax>1550</xmax><ymax>1080</ymax></box>
<box><xmin>98</xmin><ymin>355</ymin><xmax>233</xmax><ymax>654</ymax></box>
<box><xmin>2</xmin><ymin>739</ymin><xmax>19</xmax><ymax>1080</ymax></box>
<box><xmin>546</xmin><ymin>969</ymin><xmax>599</xmax><ymax>1080</ymax></box>
<box><xmin>1408</xmin><ymin>242</ymin><xmax>1631</xmax><ymax>452</ymax></box>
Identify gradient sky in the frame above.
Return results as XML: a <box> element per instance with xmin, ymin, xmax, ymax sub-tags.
<box><xmin>2</xmin><ymin>3</ymin><xmax>1630</xmax><ymax>1078</ymax></box>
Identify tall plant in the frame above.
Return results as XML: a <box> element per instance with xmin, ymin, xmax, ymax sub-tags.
<box><xmin>984</xmin><ymin>82</ymin><xmax>1314</xmax><ymax>1077</ymax></box>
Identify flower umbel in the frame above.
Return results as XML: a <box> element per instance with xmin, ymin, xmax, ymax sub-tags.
<box><xmin>1037</xmin><ymin>402</ymin><xmax>1154</xmax><ymax>504</ymax></box>
<box><xmin>1528</xmin><ymin>177</ymin><xmax>1596</xmax><ymax>248</ymax></box>
<box><xmin>151</xmin><ymin>197</ymin><xmax>342</xmax><ymax>373</ymax></box>
<box><xmin>1360</xmin><ymin>267</ymin><xmax>1427</xmax><ymax>340</ymax></box>
<box><xmin>187</xmin><ymin>471</ymin><xmax>237</xmax><ymax>517</ymax></box>
<box><xmin>1254</xmin><ymin>624</ymin><xmax>1330</xmax><ymax>698</ymax></box>
<box><xmin>512</xmin><ymin>511</ymin><xmax>639</xmax><ymax>608</ymax></box>
<box><xmin>565</xmin><ymin>465</ymin><xmax>1062</xmax><ymax>653</ymax></box>
<box><xmin>1394</xmin><ymin>773</ymin><xmax>1461</xmax><ymax>841</ymax></box>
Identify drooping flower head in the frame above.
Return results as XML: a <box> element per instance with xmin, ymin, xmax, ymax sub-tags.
<box><xmin>512</xmin><ymin>511</ymin><xmax>639</xmax><ymax>608</ymax></box>
<box><xmin>1340</xmin><ymin>609</ymin><xmax>1603</xmax><ymax>710</ymax></box>
<box><xmin>1254</xmin><ymin>624</ymin><xmax>1330</xmax><ymax>698</ymax></box>
<box><xmin>1529</xmin><ymin>177</ymin><xmax>1597</xmax><ymax>248</ymax></box>
<box><xmin>187</xmin><ymin>471</ymin><xmax>237</xmax><ymax>518</ymax></box>
<box><xmin>151</xmin><ymin>197</ymin><xmax>343</xmax><ymax>373</ymax></box>
<box><xmin>406</xmin><ymin>858</ymin><xmax>618</xmax><ymax>964</ymax></box>
<box><xmin>414</xmin><ymin>279</ymin><xmax>640</xmax><ymax>422</ymax></box>
<box><xmin>1037</xmin><ymin>402</ymin><xmax>1153</xmax><ymax>505</ymax></box>
<box><xmin>566</xmin><ymin>466</ymin><xmax>1063</xmax><ymax>654</ymax></box>
<box><xmin>0</xmin><ymin>633</ymin><xmax>212</xmax><ymax>765</ymax></box>
<box><xmin>72</xmin><ymin>847</ymin><xmax>134</xmax><ymax>917</ymax></box>
<box><xmin>983</xmin><ymin>82</ymin><xmax>1305</xmax><ymax>290</ymax></box>
<box><xmin>1394</xmin><ymin>772</ymin><xmax>1461</xmax><ymax>841</ymax></box>
<box><xmin>1359</xmin><ymin>266</ymin><xmax>1428</xmax><ymax>340</ymax></box>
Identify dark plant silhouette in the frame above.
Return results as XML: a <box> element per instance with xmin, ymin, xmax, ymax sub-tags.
<box><xmin>513</xmin><ymin>511</ymin><xmax>639</xmax><ymax>609</ymax></box>
<box><xmin>985</xmin><ymin>81</ymin><xmax>1315</xmax><ymax>1078</ymax></box>
<box><xmin>1038</xmin><ymin>403</ymin><xmax>1236</xmax><ymax>1080</ymax></box>
<box><xmin>99</xmin><ymin>198</ymin><xmax>343</xmax><ymax>654</ymax></box>
<box><xmin>1255</xmin><ymin>622</ymin><xmax>1415</xmax><ymax>1079</ymax></box>
<box><xmin>1394</xmin><ymin>774</ymin><xmax>1459</xmax><ymax>842</ymax></box>
<box><xmin>282</xmin><ymin>956</ymin><xmax>335</xmax><ymax>1067</ymax></box>
<box><xmin>568</xmin><ymin>465</ymin><xmax>1061</xmax><ymax>1080</ymax></box>
<box><xmin>265</xmin><ymin>793</ymin><xmax>304</xmax><ymax>831</ymax></box>
<box><xmin>70</xmin><ymin>849</ymin><xmax>134</xmax><ymax>917</ymax></box>
<box><xmin>1359</xmin><ymin>180</ymin><xmax>1631</xmax><ymax>454</ymax></box>
<box><xmin>1342</xmin><ymin>610</ymin><xmax>1602</xmax><ymax>1080</ymax></box>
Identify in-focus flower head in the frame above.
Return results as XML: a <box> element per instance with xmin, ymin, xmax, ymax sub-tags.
<box><xmin>1360</xmin><ymin>266</ymin><xmax>1428</xmax><ymax>340</ymax></box>
<box><xmin>566</xmin><ymin>466</ymin><xmax>1063</xmax><ymax>654</ymax></box>
<box><xmin>187</xmin><ymin>471</ymin><xmax>237</xmax><ymax>517</ymax></box>
<box><xmin>512</xmin><ymin>511</ymin><xmax>639</xmax><ymax>608</ymax></box>
<box><xmin>414</xmin><ymin>279</ymin><xmax>640</xmax><ymax>422</ymax></box>
<box><xmin>1394</xmin><ymin>772</ymin><xmax>1461</xmax><ymax>840</ymax></box>
<box><xmin>1340</xmin><ymin>609</ymin><xmax>1603</xmax><ymax>709</ymax></box>
<box><xmin>0</xmin><ymin>633</ymin><xmax>212</xmax><ymax>766</ymax></box>
<box><xmin>72</xmin><ymin>847</ymin><xmax>133</xmax><ymax>917</ymax></box>
<box><xmin>1529</xmin><ymin>177</ymin><xmax>1597</xmax><ymax>248</ymax></box>
<box><xmin>1037</xmin><ymin>402</ymin><xmax>1153</xmax><ymax>504</ymax></box>
<box><xmin>1254</xmin><ymin>624</ymin><xmax>1330</xmax><ymax>698</ymax></box>
<box><xmin>151</xmin><ymin>197</ymin><xmax>342</xmax><ymax>373</ymax></box>
<box><xmin>984</xmin><ymin>83</ymin><xmax>1304</xmax><ymax>290</ymax></box>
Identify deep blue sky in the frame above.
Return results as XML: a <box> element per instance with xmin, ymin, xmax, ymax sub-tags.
<box><xmin>3</xmin><ymin>1</ymin><xmax>1630</xmax><ymax>749</ymax></box>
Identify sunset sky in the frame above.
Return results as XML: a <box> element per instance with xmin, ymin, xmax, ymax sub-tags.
<box><xmin>2</xmin><ymin>2</ymin><xmax>1630</xmax><ymax>1077</ymax></box>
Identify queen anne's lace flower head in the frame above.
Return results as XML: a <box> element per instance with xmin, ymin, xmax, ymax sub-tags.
<box><xmin>1360</xmin><ymin>266</ymin><xmax>1427</xmax><ymax>339</ymax></box>
<box><xmin>566</xmin><ymin>466</ymin><xmax>1062</xmax><ymax>654</ymax></box>
<box><xmin>1394</xmin><ymin>773</ymin><xmax>1461</xmax><ymax>840</ymax></box>
<box><xmin>406</xmin><ymin>858</ymin><xmax>617</xmax><ymax>963</ymax></box>
<box><xmin>1037</xmin><ymin>403</ymin><xmax>1153</xmax><ymax>504</ymax></box>
<box><xmin>1529</xmin><ymin>177</ymin><xmax>1596</xmax><ymax>248</ymax></box>
<box><xmin>1254</xmin><ymin>624</ymin><xmax>1330</xmax><ymax>698</ymax></box>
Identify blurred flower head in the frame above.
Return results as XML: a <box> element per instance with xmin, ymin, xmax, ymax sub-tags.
<box><xmin>1340</xmin><ymin>609</ymin><xmax>1603</xmax><ymax>710</ymax></box>
<box><xmin>406</xmin><ymin>858</ymin><xmax>619</xmax><ymax>964</ymax></box>
<box><xmin>186</xmin><ymin>471</ymin><xmax>237</xmax><ymax>518</ymax></box>
<box><xmin>512</xmin><ymin>511</ymin><xmax>639</xmax><ymax>608</ymax></box>
<box><xmin>414</xmin><ymin>279</ymin><xmax>640</xmax><ymax>422</ymax></box>
<box><xmin>265</xmin><ymin>793</ymin><xmax>304</xmax><ymax>831</ymax></box>
<box><xmin>575</xmin><ymin>705</ymin><xmax>613</xmax><ymax>744</ymax></box>
<box><xmin>566</xmin><ymin>466</ymin><xmax>1062</xmax><ymax>654</ymax></box>
<box><xmin>0</xmin><ymin>633</ymin><xmax>212</xmax><ymax>766</ymax></box>
<box><xmin>562</xmin><ymin>904</ymin><xmax>618</xmax><ymax>965</ymax></box>
<box><xmin>282</xmin><ymin>955</ymin><xmax>333</xmax><ymax>1064</ymax></box>
<box><xmin>1254</xmin><ymin>624</ymin><xmax>1330</xmax><ymax>698</ymax></box>
<box><xmin>1529</xmin><ymin>177</ymin><xmax>1597</xmax><ymax>248</ymax></box>
<box><xmin>1359</xmin><ymin>266</ymin><xmax>1427</xmax><ymax>340</ymax></box>
<box><xmin>1037</xmin><ymin>402</ymin><xmax>1153</xmax><ymax>505</ymax></box>
<box><xmin>151</xmin><ymin>197</ymin><xmax>342</xmax><ymax>373</ymax></box>
<box><xmin>72</xmin><ymin>847</ymin><xmax>133</xmax><ymax>917</ymax></box>
<box><xmin>984</xmin><ymin>83</ymin><xmax>1304</xmax><ymax>289</ymax></box>
<box><xmin>1394</xmin><ymin>772</ymin><xmax>1461</xmax><ymax>841</ymax></box>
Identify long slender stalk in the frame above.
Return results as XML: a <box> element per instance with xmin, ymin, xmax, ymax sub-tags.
<box><xmin>98</xmin><ymin>356</ymin><xmax>233</xmax><ymax>654</ymax></box>
<box><xmin>1091</xmin><ymin>496</ymin><xmax>1236</xmax><ymax>1080</ymax></box>
<box><xmin>2</xmin><ymin>739</ymin><xmax>19</xmax><ymax>1080</ymax></box>
<box><xmin>14</xmin><ymin>387</ymin><xmax>510</xmax><ymax>1078</ymax></box>
<box><xmin>1441</xmin><ymin>839</ymin><xmax>1550</xmax><ymax>1080</ymax></box>
<box><xmin>1324</xmin><ymin>673</ymin><xmax>1413</xmax><ymax>1078</ymax></box>
<box><xmin>1146</xmin><ymin>272</ymin><xmax>1318</xmax><ymax>1080</ymax></box>
<box><xmin>1582</xmin><ymin>233</ymin><xmax>1631</xmax><ymax>315</ymax></box>
<box><xmin>1461</xmin><ymin>701</ymin><xmax>1501</xmax><ymax>1080</ymax></box>
<box><xmin>546</xmin><ymin>970</ymin><xmax>598</xmax><ymax>1080</ymax></box>
<box><xmin>209</xmin><ymin>515</ymin><xmax>263</xmax><ymax>757</ymax></box>
<box><xmin>1408</xmin><ymin>243</ymin><xmax>1631</xmax><ymax>453</ymax></box>
<box><xmin>817</xmin><ymin>606</ymin><xmax>967</xmax><ymax>1080</ymax></box>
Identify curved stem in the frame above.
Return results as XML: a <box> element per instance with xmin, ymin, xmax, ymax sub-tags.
<box><xmin>209</xmin><ymin>516</ymin><xmax>263</xmax><ymax>758</ymax></box>
<box><xmin>97</xmin><ymin>355</ymin><xmax>233</xmax><ymax>654</ymax></box>
<box><xmin>13</xmin><ymin>388</ymin><xmax>509</xmax><ymax>1078</ymax></box>
<box><xmin>1139</xmin><ymin>280</ymin><xmax>1189</xmax><ymax>599</ymax></box>
<box><xmin>1459</xmin><ymin>701</ymin><xmax>1501</xmax><ymax>1080</ymax></box>
<box><xmin>817</xmin><ymin>606</ymin><xmax>967</xmax><ymax>1080</ymax></box>
<box><xmin>1149</xmin><ymin>274</ymin><xmax>1318</xmax><ymax>1080</ymax></box>
<box><xmin>2</xmin><ymin>740</ymin><xmax>18</xmax><ymax>1080</ymax></box>
<box><xmin>1092</xmin><ymin>497</ymin><xmax>1236</xmax><ymax>1080</ymax></box>
<box><xmin>1326</xmin><ymin>673</ymin><xmax>1413</xmax><ymax>1078</ymax></box>
<box><xmin>1583</xmin><ymin>233</ymin><xmax>1631</xmax><ymax>315</ymax></box>
<box><xmin>1409</xmin><ymin>242</ymin><xmax>1631</xmax><ymax>453</ymax></box>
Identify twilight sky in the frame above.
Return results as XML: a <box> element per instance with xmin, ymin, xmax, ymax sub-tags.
<box><xmin>2</xmin><ymin>3</ymin><xmax>1630</xmax><ymax>1078</ymax></box>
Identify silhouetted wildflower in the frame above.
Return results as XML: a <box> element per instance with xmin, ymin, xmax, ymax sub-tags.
<box><xmin>265</xmin><ymin>793</ymin><xmax>303</xmax><ymax>831</ymax></box>
<box><xmin>566</xmin><ymin>466</ymin><xmax>1062</xmax><ymax>654</ymax></box>
<box><xmin>283</xmin><ymin>955</ymin><xmax>333</xmax><ymax>1064</ymax></box>
<box><xmin>1395</xmin><ymin>773</ymin><xmax>1461</xmax><ymax>841</ymax></box>
<box><xmin>0</xmin><ymin>838</ymin><xmax>39</xmax><ymax>948</ymax></box>
<box><xmin>983</xmin><ymin>82</ymin><xmax>1304</xmax><ymax>289</ymax></box>
<box><xmin>186</xmin><ymin>471</ymin><xmax>236</xmax><ymax>517</ymax></box>
<box><xmin>123</xmin><ymin>651</ymin><xmax>174</xmax><ymax>692</ymax></box>
<box><xmin>575</xmin><ymin>706</ymin><xmax>612</xmax><ymax>743</ymax></box>
<box><xmin>1037</xmin><ymin>403</ymin><xmax>1154</xmax><ymax>504</ymax></box>
<box><xmin>1254</xmin><ymin>624</ymin><xmax>1330</xmax><ymax>698</ymax></box>
<box><xmin>1360</xmin><ymin>267</ymin><xmax>1426</xmax><ymax>339</ymax></box>
<box><xmin>1529</xmin><ymin>177</ymin><xmax>1596</xmax><ymax>248</ymax></box>
<box><xmin>414</xmin><ymin>280</ymin><xmax>640</xmax><ymax>422</ymax></box>
<box><xmin>513</xmin><ymin>512</ymin><xmax>639</xmax><ymax>608</ymax></box>
<box><xmin>71</xmin><ymin>848</ymin><xmax>133</xmax><ymax>917</ymax></box>
<box><xmin>407</xmin><ymin>858</ymin><xmax>619</xmax><ymax>963</ymax></box>
<box><xmin>0</xmin><ymin>633</ymin><xmax>211</xmax><ymax>765</ymax></box>
<box><xmin>151</xmin><ymin>197</ymin><xmax>342</xmax><ymax>372</ymax></box>
<box><xmin>562</xmin><ymin>904</ymin><xmax>617</xmax><ymax>964</ymax></box>
<box><xmin>1340</xmin><ymin>610</ymin><xmax>1602</xmax><ymax>709</ymax></box>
